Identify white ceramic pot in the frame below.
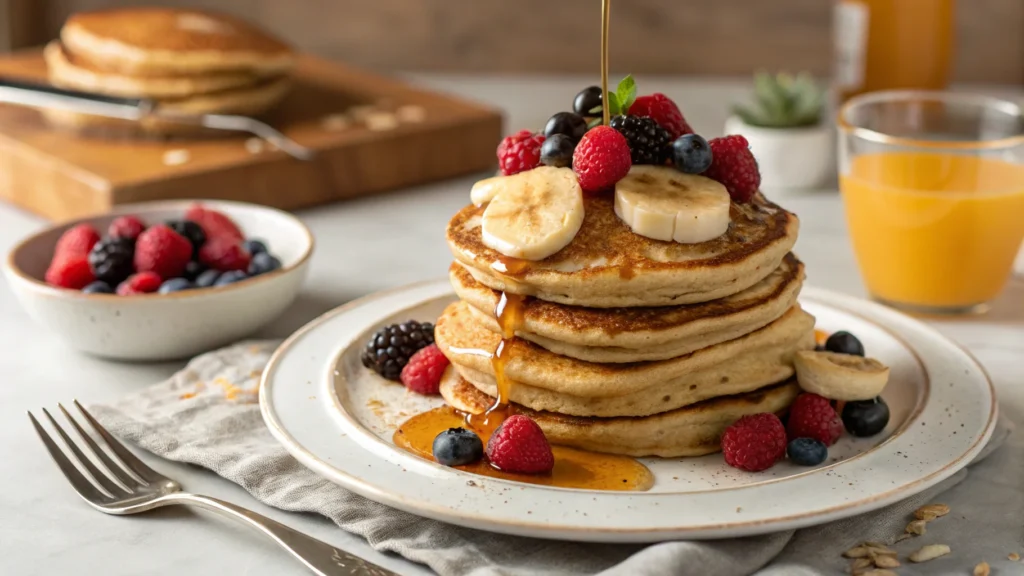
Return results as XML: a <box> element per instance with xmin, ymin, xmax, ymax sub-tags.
<box><xmin>3</xmin><ymin>200</ymin><xmax>313</xmax><ymax>361</ymax></box>
<box><xmin>723</xmin><ymin>116</ymin><xmax>834</xmax><ymax>190</ymax></box>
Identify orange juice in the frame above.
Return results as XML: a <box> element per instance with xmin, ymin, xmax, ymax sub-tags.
<box><xmin>841</xmin><ymin>152</ymin><xmax>1024</xmax><ymax>309</ymax></box>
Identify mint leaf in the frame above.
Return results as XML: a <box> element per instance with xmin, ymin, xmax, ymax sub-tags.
<box><xmin>616</xmin><ymin>75</ymin><xmax>637</xmax><ymax>113</ymax></box>
<box><xmin>606</xmin><ymin>92</ymin><xmax>621</xmax><ymax>117</ymax></box>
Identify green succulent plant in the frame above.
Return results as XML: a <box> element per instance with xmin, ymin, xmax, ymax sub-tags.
<box><xmin>732</xmin><ymin>71</ymin><xmax>824</xmax><ymax>129</ymax></box>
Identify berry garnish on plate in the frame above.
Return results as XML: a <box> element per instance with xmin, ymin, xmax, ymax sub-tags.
<box><xmin>787</xmin><ymin>393</ymin><xmax>844</xmax><ymax>446</ymax></box>
<box><xmin>361</xmin><ymin>320</ymin><xmax>436</xmax><ymax>381</ymax></box>
<box><xmin>543</xmin><ymin>112</ymin><xmax>588</xmax><ymax>142</ymax></box>
<box><xmin>825</xmin><ymin>331</ymin><xmax>865</xmax><ymax>356</ymax></box>
<box><xmin>539</xmin><ymin>134</ymin><xmax>575</xmax><ymax>168</ymax></box>
<box><xmin>54</xmin><ymin>223</ymin><xmax>100</xmax><ymax>258</ymax></box>
<box><xmin>572</xmin><ymin>125</ymin><xmax>632</xmax><ymax>193</ymax></box>
<box><xmin>134</xmin><ymin>224</ymin><xmax>193</xmax><ymax>280</ymax></box>
<box><xmin>703</xmin><ymin>135</ymin><xmax>761</xmax><ymax>203</ymax></box>
<box><xmin>486</xmin><ymin>414</ymin><xmax>554</xmax><ymax>474</ymax></box>
<box><xmin>628</xmin><ymin>93</ymin><xmax>693</xmax><ymax>139</ymax></box>
<box><xmin>400</xmin><ymin>344</ymin><xmax>450</xmax><ymax>395</ymax></box>
<box><xmin>116</xmin><ymin>271</ymin><xmax>162</xmax><ymax>295</ymax></box>
<box><xmin>88</xmin><ymin>237</ymin><xmax>135</xmax><ymax>286</ymax></box>
<box><xmin>787</xmin><ymin>437</ymin><xmax>828</xmax><ymax>466</ymax></box>
<box><xmin>108</xmin><ymin>216</ymin><xmax>146</xmax><ymax>241</ymax></box>
<box><xmin>721</xmin><ymin>413</ymin><xmax>787</xmax><ymax>472</ymax></box>
<box><xmin>842</xmin><ymin>397</ymin><xmax>890</xmax><ymax>437</ymax></box>
<box><xmin>497</xmin><ymin>130</ymin><xmax>546</xmax><ymax>176</ymax></box>
<box><xmin>432</xmin><ymin>427</ymin><xmax>484</xmax><ymax>467</ymax></box>
<box><xmin>610</xmin><ymin>115</ymin><xmax>672</xmax><ymax>165</ymax></box>
<box><xmin>672</xmin><ymin>134</ymin><xmax>713</xmax><ymax>174</ymax></box>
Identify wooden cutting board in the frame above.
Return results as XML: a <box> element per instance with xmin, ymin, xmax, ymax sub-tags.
<box><xmin>0</xmin><ymin>50</ymin><xmax>503</xmax><ymax>221</ymax></box>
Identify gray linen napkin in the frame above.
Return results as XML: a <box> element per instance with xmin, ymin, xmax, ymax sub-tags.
<box><xmin>92</xmin><ymin>341</ymin><xmax>1015</xmax><ymax>576</ymax></box>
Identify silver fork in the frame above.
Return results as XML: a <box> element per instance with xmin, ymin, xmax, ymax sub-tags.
<box><xmin>29</xmin><ymin>401</ymin><xmax>397</xmax><ymax>576</ymax></box>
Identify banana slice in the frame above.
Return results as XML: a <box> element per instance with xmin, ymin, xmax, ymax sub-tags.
<box><xmin>794</xmin><ymin>351</ymin><xmax>890</xmax><ymax>401</ymax></box>
<box><xmin>614</xmin><ymin>166</ymin><xmax>731</xmax><ymax>243</ymax></box>
<box><xmin>481</xmin><ymin>166</ymin><xmax>584</xmax><ymax>261</ymax></box>
<box><xmin>470</xmin><ymin>175</ymin><xmax>506</xmax><ymax>206</ymax></box>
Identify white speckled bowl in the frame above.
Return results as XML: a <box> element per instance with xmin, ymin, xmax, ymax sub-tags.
<box><xmin>3</xmin><ymin>200</ymin><xmax>313</xmax><ymax>361</ymax></box>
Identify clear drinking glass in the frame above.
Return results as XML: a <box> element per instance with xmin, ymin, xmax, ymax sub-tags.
<box><xmin>838</xmin><ymin>91</ymin><xmax>1024</xmax><ymax>314</ymax></box>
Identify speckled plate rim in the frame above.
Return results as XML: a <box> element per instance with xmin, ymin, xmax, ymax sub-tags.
<box><xmin>259</xmin><ymin>280</ymin><xmax>997</xmax><ymax>542</ymax></box>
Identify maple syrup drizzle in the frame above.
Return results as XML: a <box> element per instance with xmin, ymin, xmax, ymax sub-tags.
<box><xmin>393</xmin><ymin>406</ymin><xmax>654</xmax><ymax>491</ymax></box>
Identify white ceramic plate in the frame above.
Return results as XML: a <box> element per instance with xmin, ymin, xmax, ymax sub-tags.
<box><xmin>260</xmin><ymin>281</ymin><xmax>997</xmax><ymax>542</ymax></box>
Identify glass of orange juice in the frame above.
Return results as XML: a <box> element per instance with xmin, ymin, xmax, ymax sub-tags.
<box><xmin>838</xmin><ymin>91</ymin><xmax>1024</xmax><ymax>314</ymax></box>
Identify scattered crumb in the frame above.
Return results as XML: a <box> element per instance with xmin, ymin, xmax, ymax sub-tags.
<box><xmin>396</xmin><ymin>105</ymin><xmax>426</xmax><ymax>123</ymax></box>
<box><xmin>320</xmin><ymin>113</ymin><xmax>351</xmax><ymax>131</ymax></box>
<box><xmin>908</xmin><ymin>544</ymin><xmax>950</xmax><ymax>563</ymax></box>
<box><xmin>974</xmin><ymin>561</ymin><xmax>990</xmax><ymax>576</ymax></box>
<box><xmin>163</xmin><ymin>149</ymin><xmax>190</xmax><ymax>166</ymax></box>
<box><xmin>180</xmin><ymin>392</ymin><xmax>197</xmax><ymax>400</ymax></box>
<box><xmin>735</xmin><ymin>506</ymin><xmax>742</xmax><ymax>512</ymax></box>
<box><xmin>466</xmin><ymin>480</ymin><xmax>477</xmax><ymax>487</ymax></box>
<box><xmin>347</xmin><ymin>105</ymin><xmax>376</xmax><ymax>121</ymax></box>
<box><xmin>244</xmin><ymin>137</ymin><xmax>265</xmax><ymax>154</ymax></box>
<box><xmin>365</xmin><ymin>112</ymin><xmax>399</xmax><ymax>131</ymax></box>
<box><xmin>1010</xmin><ymin>552</ymin><xmax>1020</xmax><ymax>561</ymax></box>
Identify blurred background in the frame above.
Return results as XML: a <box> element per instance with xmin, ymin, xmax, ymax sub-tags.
<box><xmin>0</xmin><ymin>0</ymin><xmax>1019</xmax><ymax>83</ymax></box>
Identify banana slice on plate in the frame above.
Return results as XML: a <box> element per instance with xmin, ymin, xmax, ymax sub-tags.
<box><xmin>470</xmin><ymin>175</ymin><xmax>505</xmax><ymax>206</ymax></box>
<box><xmin>614</xmin><ymin>166</ymin><xmax>731</xmax><ymax>244</ymax></box>
<box><xmin>794</xmin><ymin>350</ymin><xmax>890</xmax><ymax>401</ymax></box>
<box><xmin>481</xmin><ymin>166</ymin><xmax>584</xmax><ymax>261</ymax></box>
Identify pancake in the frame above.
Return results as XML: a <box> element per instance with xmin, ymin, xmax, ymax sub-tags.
<box><xmin>452</xmin><ymin>253</ymin><xmax>804</xmax><ymax>363</ymax></box>
<box><xmin>441</xmin><ymin>368</ymin><xmax>801</xmax><ymax>457</ymax></box>
<box><xmin>41</xmin><ymin>77</ymin><xmax>291</xmax><ymax>136</ymax></box>
<box><xmin>435</xmin><ymin>300</ymin><xmax>815</xmax><ymax>399</ymax></box>
<box><xmin>447</xmin><ymin>193</ymin><xmax>799</xmax><ymax>308</ymax></box>
<box><xmin>45</xmin><ymin>41</ymin><xmax>262</xmax><ymax>99</ymax></box>
<box><xmin>61</xmin><ymin>8</ymin><xmax>295</xmax><ymax>77</ymax></box>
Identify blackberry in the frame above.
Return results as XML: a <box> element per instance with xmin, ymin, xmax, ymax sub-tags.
<box><xmin>610</xmin><ymin>115</ymin><xmax>672</xmax><ymax>165</ymax></box>
<box><xmin>361</xmin><ymin>320</ymin><xmax>435</xmax><ymax>381</ymax></box>
<box><xmin>167</xmin><ymin>220</ymin><xmax>206</xmax><ymax>258</ymax></box>
<box><xmin>88</xmin><ymin>237</ymin><xmax>135</xmax><ymax>285</ymax></box>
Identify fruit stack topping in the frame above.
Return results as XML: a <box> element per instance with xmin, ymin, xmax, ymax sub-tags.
<box><xmin>44</xmin><ymin>204</ymin><xmax>284</xmax><ymax>295</ymax></box>
<box><xmin>481</xmin><ymin>76</ymin><xmax>764</xmax><ymax>261</ymax></box>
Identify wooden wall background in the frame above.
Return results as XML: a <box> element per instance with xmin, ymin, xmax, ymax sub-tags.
<box><xmin>7</xmin><ymin>0</ymin><xmax>1023</xmax><ymax>84</ymax></box>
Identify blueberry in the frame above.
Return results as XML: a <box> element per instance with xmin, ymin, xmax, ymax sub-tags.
<box><xmin>195</xmin><ymin>269</ymin><xmax>221</xmax><ymax>288</ymax></box>
<box><xmin>432</xmin><ymin>427</ymin><xmax>483</xmax><ymax>466</ymax></box>
<box><xmin>539</xmin><ymin>134</ymin><xmax>576</xmax><ymax>168</ymax></box>
<box><xmin>825</xmin><ymin>331</ymin><xmax>865</xmax><ymax>356</ymax></box>
<box><xmin>214</xmin><ymin>270</ymin><xmax>248</xmax><ymax>286</ymax></box>
<box><xmin>842</xmin><ymin>397</ymin><xmax>890</xmax><ymax>437</ymax></box>
<box><xmin>183</xmin><ymin>260</ymin><xmax>207</xmax><ymax>282</ymax></box>
<box><xmin>166</xmin><ymin>220</ymin><xmax>206</xmax><ymax>257</ymax></box>
<box><xmin>243</xmin><ymin>239</ymin><xmax>268</xmax><ymax>255</ymax></box>
<box><xmin>248</xmin><ymin>251</ymin><xmax>282</xmax><ymax>276</ymax></box>
<box><xmin>158</xmin><ymin>278</ymin><xmax>193</xmax><ymax>294</ymax></box>
<box><xmin>573</xmin><ymin>86</ymin><xmax>603</xmax><ymax>117</ymax></box>
<box><xmin>787</xmin><ymin>437</ymin><xmax>828</xmax><ymax>466</ymax></box>
<box><xmin>81</xmin><ymin>280</ymin><xmax>113</xmax><ymax>294</ymax></box>
<box><xmin>543</xmin><ymin>112</ymin><xmax>588</xmax><ymax>142</ymax></box>
<box><xmin>672</xmin><ymin>134</ymin><xmax>713</xmax><ymax>174</ymax></box>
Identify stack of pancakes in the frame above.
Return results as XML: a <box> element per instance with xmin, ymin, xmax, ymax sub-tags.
<box><xmin>43</xmin><ymin>7</ymin><xmax>295</xmax><ymax>135</ymax></box>
<box><xmin>437</xmin><ymin>193</ymin><xmax>814</xmax><ymax>457</ymax></box>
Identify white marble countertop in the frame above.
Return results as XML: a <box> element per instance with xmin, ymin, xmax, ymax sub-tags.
<box><xmin>1</xmin><ymin>76</ymin><xmax>1022</xmax><ymax>575</ymax></box>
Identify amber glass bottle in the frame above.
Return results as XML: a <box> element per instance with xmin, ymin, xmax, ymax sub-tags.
<box><xmin>834</xmin><ymin>0</ymin><xmax>956</xmax><ymax>101</ymax></box>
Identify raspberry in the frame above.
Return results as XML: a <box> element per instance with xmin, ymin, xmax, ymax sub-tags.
<box><xmin>704</xmin><ymin>135</ymin><xmax>761</xmax><ymax>203</ymax></box>
<box><xmin>486</xmin><ymin>415</ymin><xmax>554</xmax><ymax>474</ymax></box>
<box><xmin>45</xmin><ymin>255</ymin><xmax>95</xmax><ymax>289</ymax></box>
<box><xmin>199</xmin><ymin>236</ymin><xmax>252</xmax><ymax>272</ymax></box>
<box><xmin>610</xmin><ymin>115</ymin><xmax>672</xmax><ymax>165</ymax></box>
<box><xmin>721</xmin><ymin>413</ymin><xmax>787</xmax><ymax>472</ymax></box>
<box><xmin>400</xmin><ymin>344</ymin><xmax>450</xmax><ymax>395</ymax></box>
<box><xmin>787</xmin><ymin>393</ymin><xmax>844</xmax><ymax>446</ymax></box>
<box><xmin>116</xmin><ymin>271</ymin><xmax>162</xmax><ymax>295</ymax></box>
<box><xmin>133</xmin><ymin>225</ymin><xmax>193</xmax><ymax>279</ymax></box>
<box><xmin>497</xmin><ymin>130</ymin><xmax>545</xmax><ymax>176</ymax></box>
<box><xmin>185</xmin><ymin>204</ymin><xmax>244</xmax><ymax>242</ymax></box>
<box><xmin>54</xmin><ymin>224</ymin><xmax>100</xmax><ymax>258</ymax></box>
<box><xmin>108</xmin><ymin>215</ymin><xmax>146</xmax><ymax>241</ymax></box>
<box><xmin>628</xmin><ymin>93</ymin><xmax>693</xmax><ymax>139</ymax></box>
<box><xmin>572</xmin><ymin>125</ymin><xmax>632</xmax><ymax>193</ymax></box>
